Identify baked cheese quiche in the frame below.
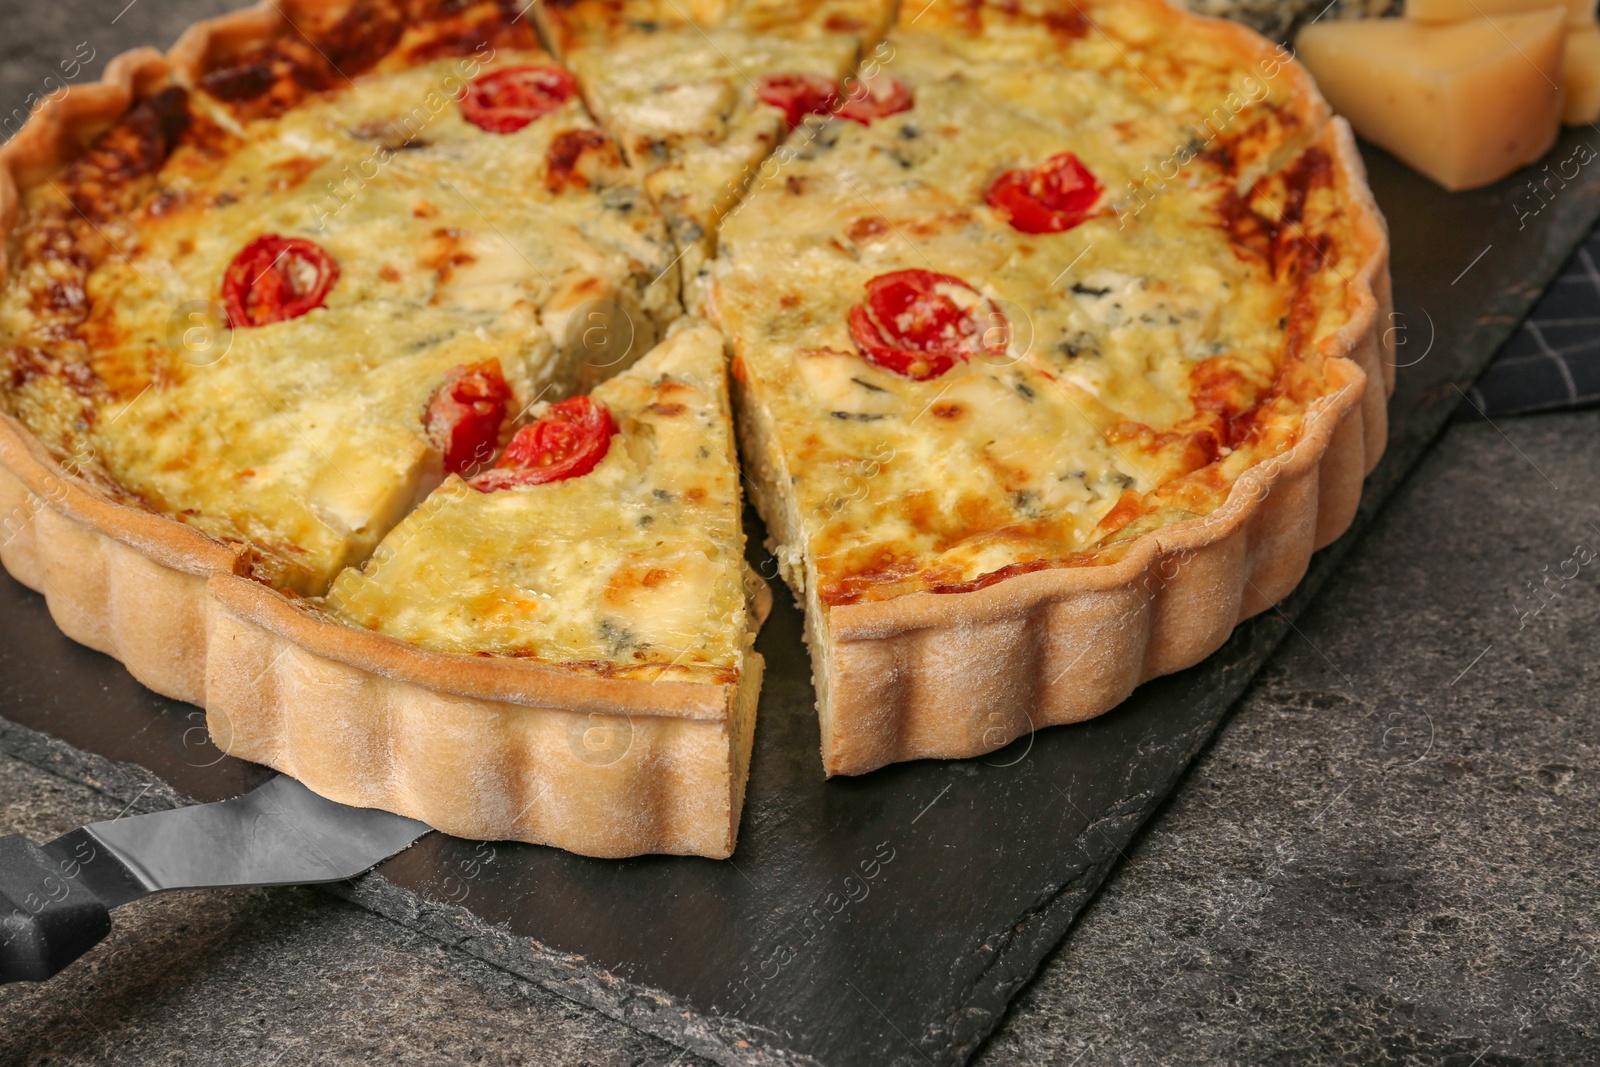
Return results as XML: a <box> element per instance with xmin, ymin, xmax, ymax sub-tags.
<box><xmin>534</xmin><ymin>0</ymin><xmax>895</xmax><ymax>305</ymax></box>
<box><xmin>711</xmin><ymin>0</ymin><xmax>1391</xmax><ymax>774</ymax></box>
<box><xmin>0</xmin><ymin>0</ymin><xmax>762</xmax><ymax>858</ymax></box>
<box><xmin>0</xmin><ymin>0</ymin><xmax>1392</xmax><ymax>852</ymax></box>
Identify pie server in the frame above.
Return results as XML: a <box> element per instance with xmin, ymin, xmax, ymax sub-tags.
<box><xmin>0</xmin><ymin>774</ymin><xmax>430</xmax><ymax>983</ymax></box>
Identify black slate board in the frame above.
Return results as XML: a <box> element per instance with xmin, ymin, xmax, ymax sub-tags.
<box><xmin>2</xmin><ymin>132</ymin><xmax>1597</xmax><ymax>1067</ymax></box>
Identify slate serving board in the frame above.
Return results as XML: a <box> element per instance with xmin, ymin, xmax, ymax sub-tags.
<box><xmin>2</xmin><ymin>133</ymin><xmax>1597</xmax><ymax>1067</ymax></box>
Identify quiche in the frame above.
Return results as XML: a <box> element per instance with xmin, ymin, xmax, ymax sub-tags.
<box><xmin>710</xmin><ymin>1</ymin><xmax>1392</xmax><ymax>774</ymax></box>
<box><xmin>533</xmin><ymin>0</ymin><xmax>895</xmax><ymax>305</ymax></box>
<box><xmin>0</xmin><ymin>0</ymin><xmax>755</xmax><ymax>858</ymax></box>
<box><xmin>0</xmin><ymin>0</ymin><xmax>1392</xmax><ymax>854</ymax></box>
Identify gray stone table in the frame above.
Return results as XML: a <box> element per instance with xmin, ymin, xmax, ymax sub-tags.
<box><xmin>1</xmin><ymin>0</ymin><xmax>1597</xmax><ymax>1062</ymax></box>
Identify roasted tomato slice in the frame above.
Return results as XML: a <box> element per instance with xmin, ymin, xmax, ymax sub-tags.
<box><xmin>459</xmin><ymin>65</ymin><xmax>578</xmax><ymax>134</ymax></box>
<box><xmin>755</xmin><ymin>71</ymin><xmax>839</xmax><ymax>130</ymax></box>
<box><xmin>836</xmin><ymin>73</ymin><xmax>914</xmax><ymax>125</ymax></box>
<box><xmin>469</xmin><ymin>395</ymin><xmax>616</xmax><ymax>491</ymax></box>
<box><xmin>847</xmin><ymin>269</ymin><xmax>1008</xmax><ymax>381</ymax></box>
<box><xmin>221</xmin><ymin>235</ymin><xmax>339</xmax><ymax>328</ymax></box>
<box><xmin>985</xmin><ymin>151</ymin><xmax>1103</xmax><ymax>234</ymax></box>
<box><xmin>425</xmin><ymin>361</ymin><xmax>513</xmax><ymax>477</ymax></box>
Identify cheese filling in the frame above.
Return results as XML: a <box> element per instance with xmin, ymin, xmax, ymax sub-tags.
<box><xmin>0</xmin><ymin>0</ymin><xmax>1366</xmax><ymax>656</ymax></box>
<box><xmin>325</xmin><ymin>323</ymin><xmax>750</xmax><ymax>678</ymax></box>
<box><xmin>711</xmin><ymin>9</ymin><xmax>1360</xmax><ymax>606</ymax></box>
<box><xmin>1</xmin><ymin>45</ymin><xmax>679</xmax><ymax>593</ymax></box>
<box><xmin>535</xmin><ymin>0</ymin><xmax>896</xmax><ymax>303</ymax></box>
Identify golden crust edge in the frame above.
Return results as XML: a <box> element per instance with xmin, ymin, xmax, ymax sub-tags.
<box><xmin>205</xmin><ymin>577</ymin><xmax>761</xmax><ymax>858</ymax></box>
<box><xmin>0</xmin><ymin>5</ymin><xmax>758</xmax><ymax>858</ymax></box>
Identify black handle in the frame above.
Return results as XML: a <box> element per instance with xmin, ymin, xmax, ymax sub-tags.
<box><xmin>0</xmin><ymin>834</ymin><xmax>112</xmax><ymax>983</ymax></box>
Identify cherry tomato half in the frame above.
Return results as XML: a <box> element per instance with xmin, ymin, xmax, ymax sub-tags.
<box><xmin>221</xmin><ymin>234</ymin><xmax>339</xmax><ymax>328</ymax></box>
<box><xmin>847</xmin><ymin>269</ymin><xmax>1008</xmax><ymax>381</ymax></box>
<box><xmin>425</xmin><ymin>361</ymin><xmax>513</xmax><ymax>477</ymax></box>
<box><xmin>985</xmin><ymin>151</ymin><xmax>1103</xmax><ymax>234</ymax></box>
<box><xmin>755</xmin><ymin>71</ymin><xmax>839</xmax><ymax>130</ymax></box>
<box><xmin>460</xmin><ymin>65</ymin><xmax>578</xmax><ymax>134</ymax></box>
<box><xmin>469</xmin><ymin>395</ymin><xmax>616</xmax><ymax>491</ymax></box>
<box><xmin>836</xmin><ymin>74</ymin><xmax>914</xmax><ymax>126</ymax></box>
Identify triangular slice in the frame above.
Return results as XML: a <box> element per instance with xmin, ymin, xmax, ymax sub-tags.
<box><xmin>326</xmin><ymin>315</ymin><xmax>762</xmax><ymax>682</ymax></box>
<box><xmin>321</xmin><ymin>320</ymin><xmax>764</xmax><ymax>854</ymax></box>
<box><xmin>535</xmin><ymin>0</ymin><xmax>894</xmax><ymax>305</ymax></box>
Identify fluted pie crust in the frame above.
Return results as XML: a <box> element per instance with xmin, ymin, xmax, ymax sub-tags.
<box><xmin>0</xmin><ymin>0</ymin><xmax>1392</xmax><ymax>852</ymax></box>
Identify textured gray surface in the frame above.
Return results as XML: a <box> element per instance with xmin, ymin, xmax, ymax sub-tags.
<box><xmin>974</xmin><ymin>408</ymin><xmax>1600</xmax><ymax>1067</ymax></box>
<box><xmin>4</xmin><ymin>410</ymin><xmax>1596</xmax><ymax>1066</ymax></box>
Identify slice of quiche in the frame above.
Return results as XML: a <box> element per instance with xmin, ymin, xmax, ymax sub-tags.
<box><xmin>326</xmin><ymin>320</ymin><xmax>761</xmax><ymax>674</ymax></box>
<box><xmin>709</xmin><ymin>2</ymin><xmax>1387</xmax><ymax>774</ymax></box>
<box><xmin>534</xmin><ymin>0</ymin><xmax>894</xmax><ymax>305</ymax></box>
<box><xmin>301</xmin><ymin>320</ymin><xmax>765</xmax><ymax>853</ymax></box>
<box><xmin>0</xmin><ymin>0</ymin><xmax>679</xmax><ymax>595</ymax></box>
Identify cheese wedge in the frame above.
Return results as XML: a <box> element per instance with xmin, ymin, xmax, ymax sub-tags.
<box><xmin>1565</xmin><ymin>22</ymin><xmax>1600</xmax><ymax>122</ymax></box>
<box><xmin>1296</xmin><ymin>10</ymin><xmax>1566</xmax><ymax>190</ymax></box>
<box><xmin>1407</xmin><ymin>0</ymin><xmax>1594</xmax><ymax>26</ymax></box>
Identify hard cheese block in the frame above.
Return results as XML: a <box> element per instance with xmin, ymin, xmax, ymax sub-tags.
<box><xmin>1406</xmin><ymin>0</ymin><xmax>1594</xmax><ymax>26</ymax></box>
<box><xmin>1566</xmin><ymin>22</ymin><xmax>1600</xmax><ymax>122</ymax></box>
<box><xmin>1297</xmin><ymin>9</ymin><xmax>1566</xmax><ymax>191</ymax></box>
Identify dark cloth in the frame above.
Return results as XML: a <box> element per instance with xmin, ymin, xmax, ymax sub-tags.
<box><xmin>1460</xmin><ymin>227</ymin><xmax>1600</xmax><ymax>419</ymax></box>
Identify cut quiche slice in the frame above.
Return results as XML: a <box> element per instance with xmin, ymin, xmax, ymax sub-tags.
<box><xmin>709</xmin><ymin>0</ymin><xmax>1392</xmax><ymax>775</ymax></box>
<box><xmin>325</xmin><ymin>320</ymin><xmax>759</xmax><ymax>675</ymax></box>
<box><xmin>0</xmin><ymin>0</ymin><xmax>679</xmax><ymax>595</ymax></box>
<box><xmin>199</xmin><ymin>320</ymin><xmax>766</xmax><ymax>857</ymax></box>
<box><xmin>534</xmin><ymin>0</ymin><xmax>894</xmax><ymax>306</ymax></box>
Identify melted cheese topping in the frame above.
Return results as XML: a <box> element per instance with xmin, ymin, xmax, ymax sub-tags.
<box><xmin>326</xmin><ymin>322</ymin><xmax>750</xmax><ymax>679</ymax></box>
<box><xmin>0</xmin><ymin>0</ymin><xmax>1367</xmax><ymax>658</ymax></box>
<box><xmin>536</xmin><ymin>0</ymin><xmax>895</xmax><ymax>299</ymax></box>
<box><xmin>711</xmin><ymin>7</ymin><xmax>1361</xmax><ymax>606</ymax></box>
<box><xmin>536</xmin><ymin>1</ymin><xmax>896</xmax><ymax>52</ymax></box>
<box><xmin>1</xmin><ymin>49</ymin><xmax>679</xmax><ymax>593</ymax></box>
<box><xmin>563</xmin><ymin>29</ymin><xmax>862</xmax><ymax>250</ymax></box>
